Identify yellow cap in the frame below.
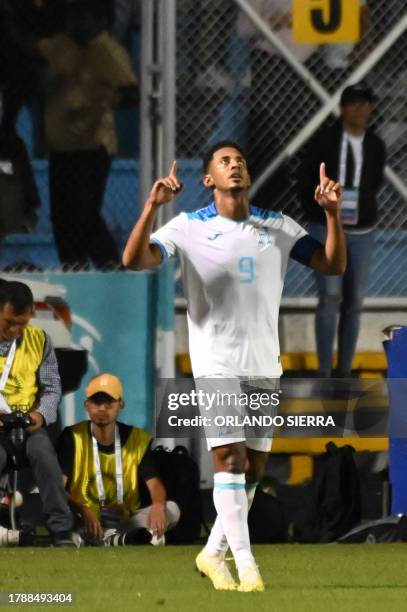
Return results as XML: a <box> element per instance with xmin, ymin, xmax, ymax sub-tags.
<box><xmin>85</xmin><ymin>374</ymin><xmax>123</xmax><ymax>400</ymax></box>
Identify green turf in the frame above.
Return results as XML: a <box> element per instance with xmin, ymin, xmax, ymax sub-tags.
<box><xmin>0</xmin><ymin>545</ymin><xmax>406</xmax><ymax>612</ymax></box>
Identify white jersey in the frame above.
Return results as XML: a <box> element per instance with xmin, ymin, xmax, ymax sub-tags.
<box><xmin>151</xmin><ymin>202</ymin><xmax>309</xmax><ymax>378</ymax></box>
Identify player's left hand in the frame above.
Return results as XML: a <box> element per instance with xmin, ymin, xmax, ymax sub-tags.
<box><xmin>148</xmin><ymin>502</ymin><xmax>166</xmax><ymax>538</ymax></box>
<box><xmin>314</xmin><ymin>163</ymin><xmax>342</xmax><ymax>213</ymax></box>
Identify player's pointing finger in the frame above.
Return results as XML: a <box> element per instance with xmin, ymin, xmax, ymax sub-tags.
<box><xmin>320</xmin><ymin>162</ymin><xmax>326</xmax><ymax>184</ymax></box>
<box><xmin>169</xmin><ymin>160</ymin><xmax>178</xmax><ymax>178</ymax></box>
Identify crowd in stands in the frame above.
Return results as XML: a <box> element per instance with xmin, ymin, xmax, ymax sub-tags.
<box><xmin>0</xmin><ymin>0</ymin><xmax>140</xmax><ymax>270</ymax></box>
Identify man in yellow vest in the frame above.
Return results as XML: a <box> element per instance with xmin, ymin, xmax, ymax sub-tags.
<box><xmin>56</xmin><ymin>373</ymin><xmax>180</xmax><ymax>545</ymax></box>
<box><xmin>0</xmin><ymin>280</ymin><xmax>74</xmax><ymax>546</ymax></box>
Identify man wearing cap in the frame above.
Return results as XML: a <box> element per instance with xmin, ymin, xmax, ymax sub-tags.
<box><xmin>56</xmin><ymin>373</ymin><xmax>179</xmax><ymax>545</ymax></box>
<box><xmin>298</xmin><ymin>83</ymin><xmax>386</xmax><ymax>377</ymax></box>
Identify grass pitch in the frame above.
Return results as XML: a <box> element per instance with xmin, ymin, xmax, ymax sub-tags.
<box><xmin>0</xmin><ymin>544</ymin><xmax>406</xmax><ymax>612</ymax></box>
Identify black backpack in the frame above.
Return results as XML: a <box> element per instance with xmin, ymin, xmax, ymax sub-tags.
<box><xmin>295</xmin><ymin>442</ymin><xmax>361</xmax><ymax>543</ymax></box>
<box><xmin>337</xmin><ymin>515</ymin><xmax>407</xmax><ymax>543</ymax></box>
<box><xmin>248</xmin><ymin>488</ymin><xmax>289</xmax><ymax>543</ymax></box>
<box><xmin>153</xmin><ymin>446</ymin><xmax>203</xmax><ymax>544</ymax></box>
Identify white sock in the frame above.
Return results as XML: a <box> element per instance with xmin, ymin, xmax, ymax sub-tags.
<box><xmin>207</xmin><ymin>473</ymin><xmax>254</xmax><ymax>571</ymax></box>
<box><xmin>205</xmin><ymin>481</ymin><xmax>258</xmax><ymax>558</ymax></box>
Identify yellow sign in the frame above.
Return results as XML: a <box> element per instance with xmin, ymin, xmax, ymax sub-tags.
<box><xmin>293</xmin><ymin>0</ymin><xmax>360</xmax><ymax>44</ymax></box>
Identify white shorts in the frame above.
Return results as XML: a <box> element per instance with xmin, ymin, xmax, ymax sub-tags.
<box><xmin>194</xmin><ymin>377</ymin><xmax>281</xmax><ymax>452</ymax></box>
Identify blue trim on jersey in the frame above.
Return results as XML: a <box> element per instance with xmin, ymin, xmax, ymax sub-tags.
<box><xmin>187</xmin><ymin>201</ymin><xmax>218</xmax><ymax>221</ymax></box>
<box><xmin>215</xmin><ymin>483</ymin><xmax>246</xmax><ymax>491</ymax></box>
<box><xmin>150</xmin><ymin>237</ymin><xmax>169</xmax><ymax>260</ymax></box>
<box><xmin>290</xmin><ymin>234</ymin><xmax>322</xmax><ymax>267</ymax></box>
<box><xmin>249</xmin><ymin>205</ymin><xmax>283</xmax><ymax>219</ymax></box>
<box><xmin>245</xmin><ymin>482</ymin><xmax>259</xmax><ymax>490</ymax></box>
<box><xmin>187</xmin><ymin>202</ymin><xmax>284</xmax><ymax>222</ymax></box>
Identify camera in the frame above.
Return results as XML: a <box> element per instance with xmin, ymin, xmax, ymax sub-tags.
<box><xmin>1</xmin><ymin>411</ymin><xmax>32</xmax><ymax>449</ymax></box>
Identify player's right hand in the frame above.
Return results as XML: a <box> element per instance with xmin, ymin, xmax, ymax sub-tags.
<box><xmin>81</xmin><ymin>506</ymin><xmax>104</xmax><ymax>541</ymax></box>
<box><xmin>148</xmin><ymin>161</ymin><xmax>183</xmax><ymax>207</ymax></box>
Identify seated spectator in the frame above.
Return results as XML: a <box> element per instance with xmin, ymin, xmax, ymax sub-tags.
<box><xmin>56</xmin><ymin>373</ymin><xmax>180</xmax><ymax>546</ymax></box>
<box><xmin>38</xmin><ymin>0</ymin><xmax>139</xmax><ymax>270</ymax></box>
<box><xmin>0</xmin><ymin>280</ymin><xmax>74</xmax><ymax>547</ymax></box>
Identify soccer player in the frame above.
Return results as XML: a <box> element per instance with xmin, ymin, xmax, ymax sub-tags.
<box><xmin>122</xmin><ymin>141</ymin><xmax>346</xmax><ymax>591</ymax></box>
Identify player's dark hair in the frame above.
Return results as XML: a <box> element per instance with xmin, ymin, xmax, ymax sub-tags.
<box><xmin>202</xmin><ymin>141</ymin><xmax>248</xmax><ymax>173</ymax></box>
<box><xmin>0</xmin><ymin>280</ymin><xmax>34</xmax><ymax>314</ymax></box>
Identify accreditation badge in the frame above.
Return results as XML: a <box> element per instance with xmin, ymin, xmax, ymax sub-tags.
<box><xmin>341</xmin><ymin>189</ymin><xmax>359</xmax><ymax>226</ymax></box>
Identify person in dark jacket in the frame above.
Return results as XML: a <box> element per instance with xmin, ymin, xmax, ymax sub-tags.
<box><xmin>0</xmin><ymin>1</ymin><xmax>42</xmax><ymax>240</ymax></box>
<box><xmin>298</xmin><ymin>83</ymin><xmax>386</xmax><ymax>377</ymax></box>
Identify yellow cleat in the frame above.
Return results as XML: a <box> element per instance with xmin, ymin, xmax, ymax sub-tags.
<box><xmin>195</xmin><ymin>550</ymin><xmax>238</xmax><ymax>591</ymax></box>
<box><xmin>237</xmin><ymin>564</ymin><xmax>265</xmax><ymax>592</ymax></box>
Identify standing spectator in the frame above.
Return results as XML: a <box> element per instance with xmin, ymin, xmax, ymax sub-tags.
<box><xmin>298</xmin><ymin>84</ymin><xmax>386</xmax><ymax>377</ymax></box>
<box><xmin>0</xmin><ymin>1</ymin><xmax>41</xmax><ymax>245</ymax></box>
<box><xmin>39</xmin><ymin>0</ymin><xmax>138</xmax><ymax>269</ymax></box>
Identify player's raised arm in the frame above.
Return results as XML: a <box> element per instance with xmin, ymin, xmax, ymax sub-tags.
<box><xmin>122</xmin><ymin>162</ymin><xmax>183</xmax><ymax>270</ymax></box>
<box><xmin>310</xmin><ymin>163</ymin><xmax>347</xmax><ymax>275</ymax></box>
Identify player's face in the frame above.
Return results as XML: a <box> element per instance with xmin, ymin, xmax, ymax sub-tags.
<box><xmin>342</xmin><ymin>101</ymin><xmax>372</xmax><ymax>131</ymax></box>
<box><xmin>204</xmin><ymin>147</ymin><xmax>251</xmax><ymax>192</ymax></box>
<box><xmin>0</xmin><ymin>303</ymin><xmax>33</xmax><ymax>341</ymax></box>
<box><xmin>85</xmin><ymin>395</ymin><xmax>123</xmax><ymax>427</ymax></box>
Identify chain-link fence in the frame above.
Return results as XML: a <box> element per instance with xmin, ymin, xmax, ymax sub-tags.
<box><xmin>1</xmin><ymin>0</ymin><xmax>407</xmax><ymax>293</ymax></box>
<box><xmin>175</xmin><ymin>0</ymin><xmax>407</xmax><ymax>297</ymax></box>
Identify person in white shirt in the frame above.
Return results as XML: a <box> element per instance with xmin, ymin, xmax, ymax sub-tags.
<box><xmin>122</xmin><ymin>141</ymin><xmax>346</xmax><ymax>592</ymax></box>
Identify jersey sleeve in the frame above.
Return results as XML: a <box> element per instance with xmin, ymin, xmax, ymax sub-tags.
<box><xmin>150</xmin><ymin>213</ymin><xmax>187</xmax><ymax>260</ymax></box>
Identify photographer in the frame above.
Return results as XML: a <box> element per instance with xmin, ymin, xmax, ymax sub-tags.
<box><xmin>56</xmin><ymin>373</ymin><xmax>180</xmax><ymax>546</ymax></box>
<box><xmin>0</xmin><ymin>280</ymin><xmax>74</xmax><ymax>546</ymax></box>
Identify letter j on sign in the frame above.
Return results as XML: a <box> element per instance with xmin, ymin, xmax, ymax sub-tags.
<box><xmin>293</xmin><ymin>0</ymin><xmax>360</xmax><ymax>44</ymax></box>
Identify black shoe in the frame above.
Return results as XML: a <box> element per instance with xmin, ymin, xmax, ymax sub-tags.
<box><xmin>102</xmin><ymin>528</ymin><xmax>153</xmax><ymax>546</ymax></box>
<box><xmin>51</xmin><ymin>531</ymin><xmax>78</xmax><ymax>548</ymax></box>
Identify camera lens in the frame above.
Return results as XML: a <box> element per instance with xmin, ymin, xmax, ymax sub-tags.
<box><xmin>10</xmin><ymin>427</ymin><xmax>25</xmax><ymax>448</ymax></box>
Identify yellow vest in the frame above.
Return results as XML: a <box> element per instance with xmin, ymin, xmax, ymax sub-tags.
<box><xmin>69</xmin><ymin>421</ymin><xmax>152</xmax><ymax>518</ymax></box>
<box><xmin>0</xmin><ymin>326</ymin><xmax>46</xmax><ymax>413</ymax></box>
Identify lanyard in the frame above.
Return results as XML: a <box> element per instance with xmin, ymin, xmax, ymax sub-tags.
<box><xmin>0</xmin><ymin>339</ymin><xmax>17</xmax><ymax>412</ymax></box>
<box><xmin>339</xmin><ymin>132</ymin><xmax>363</xmax><ymax>188</ymax></box>
<box><xmin>0</xmin><ymin>339</ymin><xmax>17</xmax><ymax>391</ymax></box>
<box><xmin>91</xmin><ymin>424</ymin><xmax>124</xmax><ymax>507</ymax></box>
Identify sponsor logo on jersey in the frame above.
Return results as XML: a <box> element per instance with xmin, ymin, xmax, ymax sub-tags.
<box><xmin>208</xmin><ymin>233</ymin><xmax>223</xmax><ymax>241</ymax></box>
